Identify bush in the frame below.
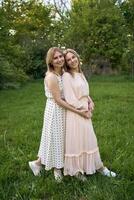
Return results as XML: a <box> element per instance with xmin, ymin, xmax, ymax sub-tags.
<box><xmin>0</xmin><ymin>56</ymin><xmax>29</xmax><ymax>89</ymax></box>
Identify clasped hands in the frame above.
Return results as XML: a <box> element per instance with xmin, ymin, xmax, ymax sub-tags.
<box><xmin>79</xmin><ymin>101</ymin><xmax>95</xmax><ymax>119</ymax></box>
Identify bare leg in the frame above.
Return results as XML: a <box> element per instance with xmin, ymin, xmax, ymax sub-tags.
<box><xmin>34</xmin><ymin>158</ymin><xmax>41</xmax><ymax>166</ymax></box>
<box><xmin>97</xmin><ymin>166</ymin><xmax>105</xmax><ymax>172</ymax></box>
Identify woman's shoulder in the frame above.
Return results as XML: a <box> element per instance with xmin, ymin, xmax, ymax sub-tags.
<box><xmin>45</xmin><ymin>72</ymin><xmax>58</xmax><ymax>83</ymax></box>
<box><xmin>62</xmin><ymin>72</ymin><xmax>71</xmax><ymax>78</ymax></box>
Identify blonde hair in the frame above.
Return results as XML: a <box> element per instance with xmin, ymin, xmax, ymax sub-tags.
<box><xmin>46</xmin><ymin>47</ymin><xmax>64</xmax><ymax>73</ymax></box>
<box><xmin>63</xmin><ymin>49</ymin><xmax>82</xmax><ymax>76</ymax></box>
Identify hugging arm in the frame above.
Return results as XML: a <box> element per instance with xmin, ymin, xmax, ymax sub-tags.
<box><xmin>45</xmin><ymin>73</ymin><xmax>89</xmax><ymax>118</ymax></box>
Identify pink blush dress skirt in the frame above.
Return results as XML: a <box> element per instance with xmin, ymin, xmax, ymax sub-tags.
<box><xmin>63</xmin><ymin>72</ymin><xmax>103</xmax><ymax>176</ymax></box>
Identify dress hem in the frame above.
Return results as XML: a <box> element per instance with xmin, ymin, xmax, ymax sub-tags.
<box><xmin>64</xmin><ymin>165</ymin><xmax>103</xmax><ymax>176</ymax></box>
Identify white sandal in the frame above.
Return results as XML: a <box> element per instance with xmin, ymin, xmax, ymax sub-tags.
<box><xmin>28</xmin><ymin>161</ymin><xmax>42</xmax><ymax>176</ymax></box>
<box><xmin>99</xmin><ymin>167</ymin><xmax>116</xmax><ymax>177</ymax></box>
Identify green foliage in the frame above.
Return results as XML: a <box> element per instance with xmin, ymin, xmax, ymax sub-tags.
<box><xmin>0</xmin><ymin>0</ymin><xmax>134</xmax><ymax>88</ymax></box>
<box><xmin>63</xmin><ymin>0</ymin><xmax>128</xmax><ymax>72</ymax></box>
<box><xmin>120</xmin><ymin>0</ymin><xmax>134</xmax><ymax>34</ymax></box>
<box><xmin>0</xmin><ymin>77</ymin><xmax>134</xmax><ymax>199</ymax></box>
<box><xmin>0</xmin><ymin>0</ymin><xmax>53</xmax><ymax>88</ymax></box>
<box><xmin>119</xmin><ymin>0</ymin><xmax>134</xmax><ymax>76</ymax></box>
<box><xmin>0</xmin><ymin>55</ymin><xmax>28</xmax><ymax>89</ymax></box>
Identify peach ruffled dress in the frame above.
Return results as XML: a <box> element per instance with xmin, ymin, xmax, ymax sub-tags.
<box><xmin>62</xmin><ymin>72</ymin><xmax>103</xmax><ymax>176</ymax></box>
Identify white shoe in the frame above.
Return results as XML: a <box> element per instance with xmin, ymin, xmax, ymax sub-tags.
<box><xmin>54</xmin><ymin>169</ymin><xmax>63</xmax><ymax>183</ymax></box>
<box><xmin>28</xmin><ymin>161</ymin><xmax>42</xmax><ymax>176</ymax></box>
<box><xmin>100</xmin><ymin>167</ymin><xmax>116</xmax><ymax>177</ymax></box>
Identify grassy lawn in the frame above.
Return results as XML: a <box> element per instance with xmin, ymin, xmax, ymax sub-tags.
<box><xmin>0</xmin><ymin>76</ymin><xmax>134</xmax><ymax>200</ymax></box>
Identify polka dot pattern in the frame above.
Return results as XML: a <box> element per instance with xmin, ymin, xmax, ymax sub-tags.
<box><xmin>38</xmin><ymin>76</ymin><xmax>65</xmax><ymax>170</ymax></box>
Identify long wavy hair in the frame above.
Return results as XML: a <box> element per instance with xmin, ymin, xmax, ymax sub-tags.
<box><xmin>63</xmin><ymin>49</ymin><xmax>83</xmax><ymax>76</ymax></box>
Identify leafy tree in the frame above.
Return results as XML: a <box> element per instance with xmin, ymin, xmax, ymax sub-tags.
<box><xmin>0</xmin><ymin>0</ymin><xmax>28</xmax><ymax>88</ymax></box>
<box><xmin>119</xmin><ymin>0</ymin><xmax>134</xmax><ymax>76</ymax></box>
<box><xmin>0</xmin><ymin>0</ymin><xmax>53</xmax><ymax>88</ymax></box>
<box><xmin>63</xmin><ymin>0</ymin><xmax>128</xmax><ymax>74</ymax></box>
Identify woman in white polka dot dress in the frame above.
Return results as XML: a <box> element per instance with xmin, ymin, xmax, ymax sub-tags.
<box><xmin>29</xmin><ymin>47</ymin><xmax>90</xmax><ymax>182</ymax></box>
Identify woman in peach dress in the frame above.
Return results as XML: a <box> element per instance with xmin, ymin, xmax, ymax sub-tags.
<box><xmin>63</xmin><ymin>49</ymin><xmax>116</xmax><ymax>179</ymax></box>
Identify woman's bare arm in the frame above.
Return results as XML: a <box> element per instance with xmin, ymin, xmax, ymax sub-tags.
<box><xmin>45</xmin><ymin>73</ymin><xmax>90</xmax><ymax>118</ymax></box>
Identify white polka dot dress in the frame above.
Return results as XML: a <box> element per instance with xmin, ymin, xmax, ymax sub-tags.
<box><xmin>38</xmin><ymin>75</ymin><xmax>65</xmax><ymax>170</ymax></box>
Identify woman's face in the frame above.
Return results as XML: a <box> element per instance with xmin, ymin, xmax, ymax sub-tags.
<box><xmin>65</xmin><ymin>52</ymin><xmax>79</xmax><ymax>71</ymax></box>
<box><xmin>52</xmin><ymin>51</ymin><xmax>65</xmax><ymax>69</ymax></box>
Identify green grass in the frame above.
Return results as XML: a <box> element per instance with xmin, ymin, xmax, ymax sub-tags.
<box><xmin>0</xmin><ymin>76</ymin><xmax>134</xmax><ymax>200</ymax></box>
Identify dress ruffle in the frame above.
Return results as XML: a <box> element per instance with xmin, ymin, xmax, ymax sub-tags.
<box><xmin>64</xmin><ymin>148</ymin><xmax>103</xmax><ymax>176</ymax></box>
<box><xmin>63</xmin><ymin>73</ymin><xmax>104</xmax><ymax>176</ymax></box>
